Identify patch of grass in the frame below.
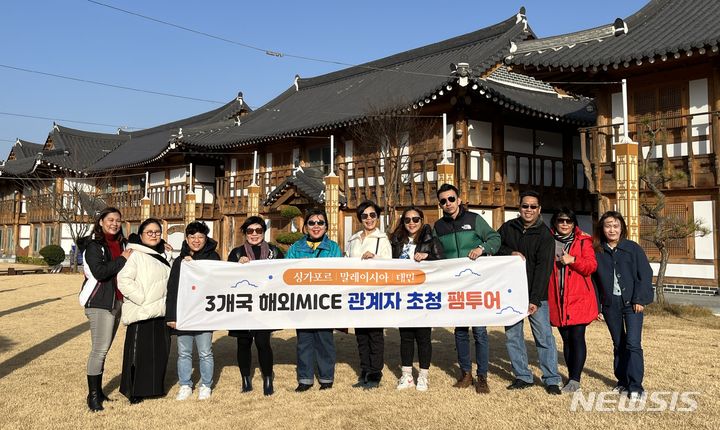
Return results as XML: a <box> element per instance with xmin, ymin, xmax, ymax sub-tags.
<box><xmin>645</xmin><ymin>302</ymin><xmax>714</xmax><ymax>318</ymax></box>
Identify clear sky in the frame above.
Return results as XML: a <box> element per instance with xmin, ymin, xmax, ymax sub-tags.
<box><xmin>1</xmin><ymin>0</ymin><xmax>649</xmax><ymax>157</ymax></box>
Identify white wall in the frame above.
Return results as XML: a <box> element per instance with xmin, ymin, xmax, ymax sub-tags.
<box><xmin>611</xmin><ymin>91</ymin><xmax>624</xmax><ymax>141</ymax></box>
<box><xmin>169</xmin><ymin>168</ymin><xmax>185</xmax><ymax>184</ymax></box>
<box><xmin>469</xmin><ymin>208</ymin><xmax>493</xmax><ymax>228</ymax></box>
<box><xmin>649</xmin><ymin>263</ymin><xmax>715</xmax><ymax>279</ymax></box>
<box><xmin>467</xmin><ymin>120</ymin><xmax>492</xmax><ymax>182</ymax></box>
<box><xmin>19</xmin><ymin>224</ymin><xmax>30</xmax><ymax>248</ymax></box>
<box><xmin>693</xmin><ymin>200</ymin><xmax>715</xmax><ymax>260</ymax></box>
<box><xmin>689</xmin><ymin>78</ymin><xmax>711</xmax><ymax>155</ymax></box>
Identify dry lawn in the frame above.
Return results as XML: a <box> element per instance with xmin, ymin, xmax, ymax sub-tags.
<box><xmin>0</xmin><ymin>274</ymin><xmax>718</xmax><ymax>430</ymax></box>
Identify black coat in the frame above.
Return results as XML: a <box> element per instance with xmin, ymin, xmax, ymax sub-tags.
<box><xmin>390</xmin><ymin>224</ymin><xmax>444</xmax><ymax>260</ymax></box>
<box><xmin>227</xmin><ymin>243</ymin><xmax>285</xmax><ymax>262</ymax></box>
<box><xmin>165</xmin><ymin>238</ymin><xmax>221</xmax><ymax>324</ymax></box>
<box><xmin>497</xmin><ymin>217</ymin><xmax>555</xmax><ymax>307</ymax></box>
<box><xmin>593</xmin><ymin>239</ymin><xmax>654</xmax><ymax>307</ymax></box>
<box><xmin>78</xmin><ymin>235</ymin><xmax>127</xmax><ymax>311</ymax></box>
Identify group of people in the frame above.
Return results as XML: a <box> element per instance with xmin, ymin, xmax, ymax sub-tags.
<box><xmin>78</xmin><ymin>182</ymin><xmax>654</xmax><ymax>412</ymax></box>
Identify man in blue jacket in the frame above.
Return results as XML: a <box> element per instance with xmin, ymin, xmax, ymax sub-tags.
<box><xmin>497</xmin><ymin>190</ymin><xmax>562</xmax><ymax>395</ymax></box>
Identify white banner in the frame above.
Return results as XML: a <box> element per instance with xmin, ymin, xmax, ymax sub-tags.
<box><xmin>176</xmin><ymin>256</ymin><xmax>528</xmax><ymax>330</ymax></box>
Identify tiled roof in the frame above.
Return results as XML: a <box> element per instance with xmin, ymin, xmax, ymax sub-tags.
<box><xmin>179</xmin><ymin>12</ymin><xmax>549</xmax><ymax>149</ymax></box>
<box><xmin>86</xmin><ymin>95</ymin><xmax>248</xmax><ymax>171</ymax></box>
<box><xmin>507</xmin><ymin>0</ymin><xmax>720</xmax><ymax>71</ymax></box>
<box><xmin>264</xmin><ymin>167</ymin><xmax>347</xmax><ymax>207</ymax></box>
<box><xmin>41</xmin><ymin>125</ymin><xmax>127</xmax><ymax>173</ymax></box>
<box><xmin>10</xmin><ymin>140</ymin><xmax>44</xmax><ymax>160</ymax></box>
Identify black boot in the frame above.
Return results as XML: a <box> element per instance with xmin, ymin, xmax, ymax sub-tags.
<box><xmin>262</xmin><ymin>374</ymin><xmax>274</xmax><ymax>396</ymax></box>
<box><xmin>87</xmin><ymin>375</ymin><xmax>104</xmax><ymax>412</ymax></box>
<box><xmin>98</xmin><ymin>372</ymin><xmax>112</xmax><ymax>402</ymax></box>
<box><xmin>241</xmin><ymin>375</ymin><xmax>253</xmax><ymax>392</ymax></box>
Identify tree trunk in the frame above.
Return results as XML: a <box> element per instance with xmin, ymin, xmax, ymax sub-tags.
<box><xmin>655</xmin><ymin>245</ymin><xmax>669</xmax><ymax>305</ymax></box>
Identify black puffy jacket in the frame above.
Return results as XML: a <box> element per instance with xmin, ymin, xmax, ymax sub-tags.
<box><xmin>78</xmin><ymin>235</ymin><xmax>127</xmax><ymax>311</ymax></box>
<box><xmin>390</xmin><ymin>224</ymin><xmax>444</xmax><ymax>260</ymax></box>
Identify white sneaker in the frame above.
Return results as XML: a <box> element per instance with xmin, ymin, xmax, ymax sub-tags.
<box><xmin>416</xmin><ymin>375</ymin><xmax>429</xmax><ymax>392</ymax></box>
<box><xmin>629</xmin><ymin>391</ymin><xmax>643</xmax><ymax>401</ymax></box>
<box><xmin>176</xmin><ymin>385</ymin><xmax>192</xmax><ymax>401</ymax></box>
<box><xmin>612</xmin><ymin>385</ymin><xmax>627</xmax><ymax>394</ymax></box>
<box><xmin>396</xmin><ymin>373</ymin><xmax>415</xmax><ymax>390</ymax></box>
<box><xmin>198</xmin><ymin>384</ymin><xmax>212</xmax><ymax>400</ymax></box>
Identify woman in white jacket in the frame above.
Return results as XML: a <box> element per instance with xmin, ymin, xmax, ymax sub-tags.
<box><xmin>345</xmin><ymin>200</ymin><xmax>391</xmax><ymax>389</ymax></box>
<box><xmin>117</xmin><ymin>218</ymin><xmax>172</xmax><ymax>404</ymax></box>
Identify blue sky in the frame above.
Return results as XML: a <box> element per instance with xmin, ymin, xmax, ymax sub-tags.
<box><xmin>1</xmin><ymin>0</ymin><xmax>649</xmax><ymax>156</ymax></box>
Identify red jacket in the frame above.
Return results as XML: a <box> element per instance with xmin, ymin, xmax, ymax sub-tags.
<box><xmin>548</xmin><ymin>227</ymin><xmax>598</xmax><ymax>327</ymax></box>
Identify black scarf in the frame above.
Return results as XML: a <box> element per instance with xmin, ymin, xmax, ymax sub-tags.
<box><xmin>552</xmin><ymin>231</ymin><xmax>575</xmax><ymax>303</ymax></box>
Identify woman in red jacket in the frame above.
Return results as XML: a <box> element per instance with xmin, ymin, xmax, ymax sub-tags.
<box><xmin>548</xmin><ymin>208</ymin><xmax>598</xmax><ymax>393</ymax></box>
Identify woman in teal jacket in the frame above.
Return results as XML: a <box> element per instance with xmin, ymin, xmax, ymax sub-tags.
<box><xmin>286</xmin><ymin>208</ymin><xmax>342</xmax><ymax>391</ymax></box>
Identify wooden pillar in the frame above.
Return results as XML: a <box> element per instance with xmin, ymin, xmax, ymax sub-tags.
<box><xmin>141</xmin><ymin>196</ymin><xmax>151</xmax><ymax>220</ymax></box>
<box><xmin>437</xmin><ymin>162</ymin><xmax>455</xmax><ymax>220</ymax></box>
<box><xmin>324</xmin><ymin>174</ymin><xmax>340</xmax><ymax>242</ymax></box>
<box><xmin>184</xmin><ymin>192</ymin><xmax>196</xmax><ymax>225</ymax></box>
<box><xmin>454</xmin><ymin>114</ymin><xmax>468</xmax><ymax>199</ymax></box>
<box><xmin>247</xmin><ymin>184</ymin><xmax>260</xmax><ymax>217</ymax></box>
<box><xmin>491</xmin><ymin>116</ymin><xmax>505</xmax><ymax>208</ymax></box>
<box><xmin>615</xmin><ymin>140</ymin><xmax>640</xmax><ymax>242</ymax></box>
<box><xmin>28</xmin><ymin>223</ymin><xmax>35</xmax><ymax>257</ymax></box>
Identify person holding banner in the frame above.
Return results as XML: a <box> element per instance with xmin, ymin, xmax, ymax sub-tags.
<box><xmin>592</xmin><ymin>211</ymin><xmax>653</xmax><ymax>401</ymax></box>
<box><xmin>117</xmin><ymin>218</ymin><xmax>172</xmax><ymax>404</ymax></box>
<box><xmin>547</xmin><ymin>208</ymin><xmax>598</xmax><ymax>394</ymax></box>
<box><xmin>227</xmin><ymin>216</ymin><xmax>284</xmax><ymax>396</ymax></box>
<box><xmin>78</xmin><ymin>207</ymin><xmax>133</xmax><ymax>412</ymax></box>
<box><xmin>390</xmin><ymin>206</ymin><xmax>443</xmax><ymax>391</ymax></box>
<box><xmin>497</xmin><ymin>190</ymin><xmax>562</xmax><ymax>395</ymax></box>
<box><xmin>165</xmin><ymin>221</ymin><xmax>220</xmax><ymax>401</ymax></box>
<box><xmin>286</xmin><ymin>208</ymin><xmax>342</xmax><ymax>392</ymax></box>
<box><xmin>345</xmin><ymin>200</ymin><xmax>392</xmax><ymax>389</ymax></box>
<box><xmin>433</xmin><ymin>183</ymin><xmax>500</xmax><ymax>394</ymax></box>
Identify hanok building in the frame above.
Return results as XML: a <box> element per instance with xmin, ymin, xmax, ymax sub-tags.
<box><xmin>171</xmin><ymin>9</ymin><xmax>600</xmax><ymax>258</ymax></box>
<box><xmin>0</xmin><ymin>95</ymin><xmax>249</xmax><ymax>258</ymax></box>
<box><xmin>506</xmin><ymin>0</ymin><xmax>720</xmax><ymax>294</ymax></box>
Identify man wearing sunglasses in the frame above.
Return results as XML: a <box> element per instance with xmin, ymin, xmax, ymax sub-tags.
<box><xmin>497</xmin><ymin>190</ymin><xmax>561</xmax><ymax>395</ymax></box>
<box><xmin>432</xmin><ymin>183</ymin><xmax>500</xmax><ymax>394</ymax></box>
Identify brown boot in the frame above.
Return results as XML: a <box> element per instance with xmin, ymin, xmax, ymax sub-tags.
<box><xmin>475</xmin><ymin>375</ymin><xmax>490</xmax><ymax>394</ymax></box>
<box><xmin>453</xmin><ymin>371</ymin><xmax>473</xmax><ymax>388</ymax></box>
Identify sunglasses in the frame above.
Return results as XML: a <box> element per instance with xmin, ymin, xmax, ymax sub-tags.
<box><xmin>521</xmin><ymin>204</ymin><xmax>539</xmax><ymax>210</ymax></box>
<box><xmin>556</xmin><ymin>218</ymin><xmax>574</xmax><ymax>225</ymax></box>
<box><xmin>439</xmin><ymin>196</ymin><xmax>457</xmax><ymax>205</ymax></box>
<box><xmin>360</xmin><ymin>212</ymin><xmax>377</xmax><ymax>220</ymax></box>
<box><xmin>307</xmin><ymin>220</ymin><xmax>326</xmax><ymax>227</ymax></box>
<box><xmin>245</xmin><ymin>227</ymin><xmax>264</xmax><ymax>235</ymax></box>
<box><xmin>403</xmin><ymin>216</ymin><xmax>422</xmax><ymax>224</ymax></box>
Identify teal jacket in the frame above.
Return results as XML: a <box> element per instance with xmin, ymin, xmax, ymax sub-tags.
<box><xmin>432</xmin><ymin>207</ymin><xmax>500</xmax><ymax>258</ymax></box>
<box><xmin>286</xmin><ymin>234</ymin><xmax>342</xmax><ymax>259</ymax></box>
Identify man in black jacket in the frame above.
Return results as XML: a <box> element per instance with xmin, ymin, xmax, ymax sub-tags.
<box><xmin>497</xmin><ymin>190</ymin><xmax>561</xmax><ymax>395</ymax></box>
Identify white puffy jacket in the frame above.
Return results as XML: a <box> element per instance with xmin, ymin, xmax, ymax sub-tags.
<box><xmin>117</xmin><ymin>242</ymin><xmax>171</xmax><ymax>325</ymax></box>
<box><xmin>345</xmin><ymin>228</ymin><xmax>392</xmax><ymax>259</ymax></box>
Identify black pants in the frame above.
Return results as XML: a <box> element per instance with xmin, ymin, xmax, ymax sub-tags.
<box><xmin>399</xmin><ymin>327</ymin><xmax>432</xmax><ymax>369</ymax></box>
<box><xmin>355</xmin><ymin>328</ymin><xmax>384</xmax><ymax>379</ymax></box>
<box><xmin>235</xmin><ymin>330</ymin><xmax>273</xmax><ymax>377</ymax></box>
<box><xmin>558</xmin><ymin>324</ymin><xmax>587</xmax><ymax>382</ymax></box>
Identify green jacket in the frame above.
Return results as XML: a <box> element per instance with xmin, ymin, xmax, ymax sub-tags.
<box><xmin>432</xmin><ymin>207</ymin><xmax>500</xmax><ymax>258</ymax></box>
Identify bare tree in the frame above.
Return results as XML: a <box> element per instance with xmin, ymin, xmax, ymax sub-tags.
<box><xmin>349</xmin><ymin>104</ymin><xmax>438</xmax><ymax>231</ymax></box>
<box><xmin>638</xmin><ymin>123</ymin><xmax>709</xmax><ymax>305</ymax></box>
<box><xmin>16</xmin><ymin>173</ymin><xmax>114</xmax><ymax>272</ymax></box>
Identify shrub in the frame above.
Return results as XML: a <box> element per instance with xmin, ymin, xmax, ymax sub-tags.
<box><xmin>16</xmin><ymin>256</ymin><xmax>48</xmax><ymax>265</ymax></box>
<box><xmin>275</xmin><ymin>231</ymin><xmax>304</xmax><ymax>245</ymax></box>
<box><xmin>279</xmin><ymin>205</ymin><xmax>302</xmax><ymax>219</ymax></box>
<box><xmin>39</xmin><ymin>245</ymin><xmax>66</xmax><ymax>266</ymax></box>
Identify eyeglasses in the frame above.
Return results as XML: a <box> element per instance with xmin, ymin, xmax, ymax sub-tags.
<box><xmin>556</xmin><ymin>218</ymin><xmax>574</xmax><ymax>225</ymax></box>
<box><xmin>360</xmin><ymin>212</ymin><xmax>377</xmax><ymax>220</ymax></box>
<box><xmin>143</xmin><ymin>230</ymin><xmax>162</xmax><ymax>237</ymax></box>
<box><xmin>306</xmin><ymin>220</ymin><xmax>326</xmax><ymax>227</ymax></box>
<box><xmin>520</xmin><ymin>204</ymin><xmax>539</xmax><ymax>210</ymax></box>
<box><xmin>403</xmin><ymin>216</ymin><xmax>422</xmax><ymax>224</ymax></box>
<box><xmin>439</xmin><ymin>196</ymin><xmax>457</xmax><ymax>205</ymax></box>
<box><xmin>245</xmin><ymin>227</ymin><xmax>264</xmax><ymax>235</ymax></box>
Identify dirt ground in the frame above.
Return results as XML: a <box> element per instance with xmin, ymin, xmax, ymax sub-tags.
<box><xmin>0</xmin><ymin>274</ymin><xmax>718</xmax><ymax>430</ymax></box>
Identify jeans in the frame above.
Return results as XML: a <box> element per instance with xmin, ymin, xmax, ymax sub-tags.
<box><xmin>454</xmin><ymin>326</ymin><xmax>488</xmax><ymax>376</ymax></box>
<box><xmin>603</xmin><ymin>295</ymin><xmax>644</xmax><ymax>393</ymax></box>
<box><xmin>84</xmin><ymin>300</ymin><xmax>122</xmax><ymax>375</ymax></box>
<box><xmin>505</xmin><ymin>301</ymin><xmax>561</xmax><ymax>386</ymax></box>
<box><xmin>296</xmin><ymin>329</ymin><xmax>335</xmax><ymax>385</ymax></box>
<box><xmin>176</xmin><ymin>331</ymin><xmax>214</xmax><ymax>388</ymax></box>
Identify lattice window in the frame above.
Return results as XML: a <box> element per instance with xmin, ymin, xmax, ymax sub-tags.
<box><xmin>639</xmin><ymin>202</ymin><xmax>691</xmax><ymax>258</ymax></box>
<box><xmin>632</xmin><ymin>83</ymin><xmax>684</xmax><ymax>147</ymax></box>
